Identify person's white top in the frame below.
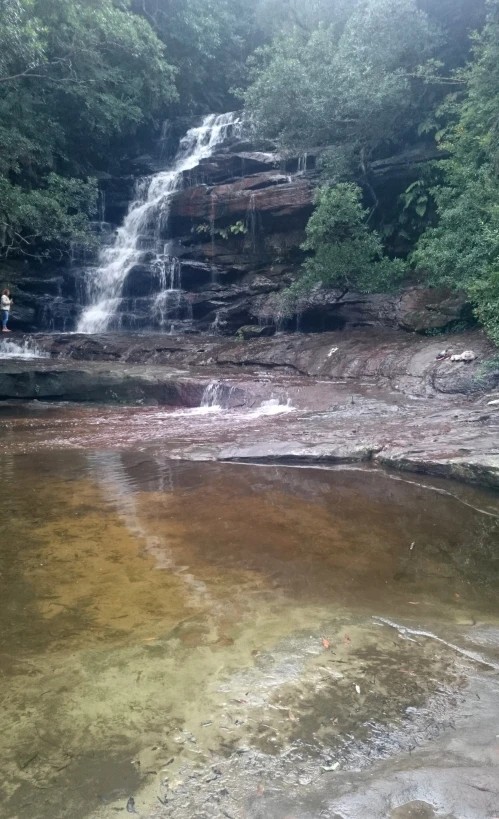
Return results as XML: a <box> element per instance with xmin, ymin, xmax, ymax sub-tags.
<box><xmin>1</xmin><ymin>295</ymin><xmax>12</xmax><ymax>311</ymax></box>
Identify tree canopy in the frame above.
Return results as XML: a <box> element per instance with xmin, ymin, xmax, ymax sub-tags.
<box><xmin>293</xmin><ymin>184</ymin><xmax>406</xmax><ymax>299</ymax></box>
<box><xmin>244</xmin><ymin>0</ymin><xmax>499</xmax><ymax>341</ymax></box>
<box><xmin>413</xmin><ymin>0</ymin><xmax>499</xmax><ymax>343</ymax></box>
<box><xmin>0</xmin><ymin>0</ymin><xmax>176</xmax><ymax>258</ymax></box>
<box><xmin>245</xmin><ymin>0</ymin><xmax>440</xmax><ymax>157</ymax></box>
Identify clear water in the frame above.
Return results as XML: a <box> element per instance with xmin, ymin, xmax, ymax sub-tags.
<box><xmin>0</xmin><ymin>442</ymin><xmax>499</xmax><ymax>819</ymax></box>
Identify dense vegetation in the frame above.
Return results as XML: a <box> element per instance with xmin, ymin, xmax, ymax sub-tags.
<box><xmin>0</xmin><ymin>0</ymin><xmax>259</xmax><ymax>260</ymax></box>
<box><xmin>0</xmin><ymin>0</ymin><xmax>177</xmax><ymax>257</ymax></box>
<box><xmin>243</xmin><ymin>0</ymin><xmax>499</xmax><ymax>342</ymax></box>
<box><xmin>1</xmin><ymin>0</ymin><xmax>498</xmax><ymax>340</ymax></box>
<box><xmin>412</xmin><ymin>1</ymin><xmax>499</xmax><ymax>343</ymax></box>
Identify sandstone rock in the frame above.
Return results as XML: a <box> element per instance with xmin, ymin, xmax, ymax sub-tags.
<box><xmin>5</xmin><ymin>128</ymin><xmax>475</xmax><ymax>340</ymax></box>
<box><xmin>451</xmin><ymin>350</ymin><xmax>476</xmax><ymax>362</ymax></box>
<box><xmin>397</xmin><ymin>287</ymin><xmax>468</xmax><ymax>333</ymax></box>
<box><xmin>248</xmin><ymin>276</ymin><xmax>279</xmax><ymax>294</ymax></box>
<box><xmin>185</xmin><ymin>151</ymin><xmax>280</xmax><ymax>186</ymax></box>
<box><xmin>100</xmin><ymin>176</ymin><xmax>136</xmax><ymax>224</ymax></box>
<box><xmin>169</xmin><ymin>175</ymin><xmax>314</xmax><ymax>228</ymax></box>
<box><xmin>370</xmin><ymin>145</ymin><xmax>450</xmax><ymax>182</ymax></box>
<box><xmin>16</xmin><ymin>277</ymin><xmax>64</xmax><ymax>297</ymax></box>
<box><xmin>7</xmin><ymin>302</ymin><xmax>38</xmax><ymax>332</ymax></box>
<box><xmin>122</xmin><ymin>265</ymin><xmax>163</xmax><ymax>298</ymax></box>
<box><xmin>236</xmin><ymin>325</ymin><xmax>276</xmax><ymax>340</ymax></box>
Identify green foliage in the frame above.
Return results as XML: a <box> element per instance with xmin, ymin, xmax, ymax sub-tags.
<box><xmin>413</xmin><ymin>1</ymin><xmax>499</xmax><ymax>344</ymax></box>
<box><xmin>0</xmin><ymin>0</ymin><xmax>490</xmax><ymax>281</ymax></box>
<box><xmin>0</xmin><ymin>0</ymin><xmax>45</xmax><ymax>81</ymax></box>
<box><xmin>393</xmin><ymin>171</ymin><xmax>439</xmax><ymax>242</ymax></box>
<box><xmin>401</xmin><ymin>181</ymin><xmax>431</xmax><ymax>219</ymax></box>
<box><xmin>195</xmin><ymin>220</ymin><xmax>248</xmax><ymax>240</ymax></box>
<box><xmin>254</xmin><ymin>0</ymin><xmax>357</xmax><ymax>37</ymax></box>
<box><xmin>245</xmin><ymin>0</ymin><xmax>486</xmax><ymax>270</ymax></box>
<box><xmin>288</xmin><ymin>184</ymin><xmax>406</xmax><ymax>299</ymax></box>
<box><xmin>132</xmin><ymin>0</ymin><xmax>257</xmax><ymax>113</ymax></box>
<box><xmin>244</xmin><ymin>0</ymin><xmax>439</xmax><ymax>155</ymax></box>
<box><xmin>0</xmin><ymin>0</ymin><xmax>176</xmax><ymax>258</ymax></box>
<box><xmin>0</xmin><ymin>174</ymin><xmax>98</xmax><ymax>256</ymax></box>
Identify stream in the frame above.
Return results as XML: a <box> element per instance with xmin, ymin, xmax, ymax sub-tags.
<box><xmin>1</xmin><ymin>403</ymin><xmax>499</xmax><ymax>819</ymax></box>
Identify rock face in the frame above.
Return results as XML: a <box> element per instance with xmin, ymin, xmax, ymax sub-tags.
<box><xmin>19</xmin><ymin>327</ymin><xmax>499</xmax><ymax>397</ymax></box>
<box><xmin>397</xmin><ymin>287</ymin><xmax>469</xmax><ymax>333</ymax></box>
<box><xmin>1</xmin><ymin>128</ymin><xmax>464</xmax><ymax>337</ymax></box>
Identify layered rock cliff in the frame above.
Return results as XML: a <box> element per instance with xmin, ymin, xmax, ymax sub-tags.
<box><xmin>4</xmin><ymin>121</ymin><xmax>463</xmax><ymax>337</ymax></box>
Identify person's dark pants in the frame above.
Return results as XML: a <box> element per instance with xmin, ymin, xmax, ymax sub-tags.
<box><xmin>2</xmin><ymin>310</ymin><xmax>9</xmax><ymax>329</ymax></box>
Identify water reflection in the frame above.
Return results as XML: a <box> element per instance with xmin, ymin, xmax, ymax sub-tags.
<box><xmin>0</xmin><ymin>455</ymin><xmax>498</xmax><ymax>819</ymax></box>
<box><xmin>86</xmin><ymin>451</ymin><xmax>211</xmax><ymax>607</ymax></box>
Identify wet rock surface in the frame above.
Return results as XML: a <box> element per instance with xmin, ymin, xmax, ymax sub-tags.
<box><xmin>1</xmin><ymin>329</ymin><xmax>499</xmax><ymax>488</ymax></box>
<box><xmin>4</xmin><ymin>124</ymin><xmax>467</xmax><ymax>337</ymax></box>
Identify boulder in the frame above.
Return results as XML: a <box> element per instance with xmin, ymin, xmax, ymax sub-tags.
<box><xmin>237</xmin><ymin>324</ymin><xmax>276</xmax><ymax>340</ymax></box>
<box><xmin>182</xmin><ymin>151</ymin><xmax>280</xmax><ymax>186</ymax></box>
<box><xmin>248</xmin><ymin>276</ymin><xmax>280</xmax><ymax>294</ymax></box>
<box><xmin>16</xmin><ymin>277</ymin><xmax>64</xmax><ymax>297</ymax></box>
<box><xmin>37</xmin><ymin>297</ymin><xmax>80</xmax><ymax>332</ymax></box>
<box><xmin>100</xmin><ymin>176</ymin><xmax>137</xmax><ymax>224</ymax></box>
<box><xmin>122</xmin><ymin>265</ymin><xmax>164</xmax><ymax>298</ymax></box>
<box><xmin>397</xmin><ymin>287</ymin><xmax>469</xmax><ymax>333</ymax></box>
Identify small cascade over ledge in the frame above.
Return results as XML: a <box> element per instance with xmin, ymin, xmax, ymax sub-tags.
<box><xmin>0</xmin><ymin>338</ymin><xmax>50</xmax><ymax>360</ymax></box>
<box><xmin>77</xmin><ymin>113</ymin><xmax>243</xmax><ymax>334</ymax></box>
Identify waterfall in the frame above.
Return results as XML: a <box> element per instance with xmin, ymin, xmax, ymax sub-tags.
<box><xmin>246</xmin><ymin>192</ymin><xmax>258</xmax><ymax>254</ymax></box>
<box><xmin>297</xmin><ymin>152</ymin><xmax>308</xmax><ymax>175</ymax></box>
<box><xmin>77</xmin><ymin>112</ymin><xmax>242</xmax><ymax>334</ymax></box>
<box><xmin>152</xmin><ymin>255</ymin><xmax>190</xmax><ymax>332</ymax></box>
<box><xmin>0</xmin><ymin>338</ymin><xmax>49</xmax><ymax>359</ymax></box>
<box><xmin>201</xmin><ymin>381</ymin><xmax>225</xmax><ymax>409</ymax></box>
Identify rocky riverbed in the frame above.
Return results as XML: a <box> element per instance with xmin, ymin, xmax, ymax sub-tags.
<box><xmin>1</xmin><ymin>329</ymin><xmax>499</xmax><ymax>488</ymax></box>
<box><xmin>1</xmin><ymin>329</ymin><xmax>499</xmax><ymax>819</ymax></box>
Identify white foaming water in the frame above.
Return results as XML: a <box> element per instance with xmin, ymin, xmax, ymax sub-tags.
<box><xmin>78</xmin><ymin>113</ymin><xmax>242</xmax><ymax>333</ymax></box>
<box><xmin>247</xmin><ymin>398</ymin><xmax>294</xmax><ymax>417</ymax></box>
<box><xmin>0</xmin><ymin>338</ymin><xmax>49</xmax><ymax>359</ymax></box>
<box><xmin>165</xmin><ymin>394</ymin><xmax>294</xmax><ymax>420</ymax></box>
<box><xmin>200</xmin><ymin>381</ymin><xmax>226</xmax><ymax>409</ymax></box>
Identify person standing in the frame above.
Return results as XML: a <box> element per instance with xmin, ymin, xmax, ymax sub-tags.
<box><xmin>1</xmin><ymin>289</ymin><xmax>13</xmax><ymax>332</ymax></box>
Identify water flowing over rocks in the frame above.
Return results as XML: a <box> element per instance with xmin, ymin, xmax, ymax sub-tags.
<box><xmin>2</xmin><ymin>329</ymin><xmax>499</xmax><ymax>489</ymax></box>
<box><xmin>1</xmin><ymin>114</ymin><xmax>497</xmax><ymax>488</ymax></box>
<box><xmin>2</xmin><ymin>115</ymin><xmax>465</xmax><ymax>337</ymax></box>
<box><xmin>1</xmin><ymin>112</ymin><xmax>498</xmax><ymax>819</ymax></box>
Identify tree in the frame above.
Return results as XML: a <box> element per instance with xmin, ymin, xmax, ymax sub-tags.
<box><xmin>0</xmin><ymin>0</ymin><xmax>45</xmax><ymax>85</ymax></box>
<box><xmin>413</xmin><ymin>0</ymin><xmax>499</xmax><ymax>343</ymax></box>
<box><xmin>254</xmin><ymin>0</ymin><xmax>357</xmax><ymax>36</ymax></box>
<box><xmin>133</xmin><ymin>0</ymin><xmax>258</xmax><ymax>113</ymax></box>
<box><xmin>288</xmin><ymin>184</ymin><xmax>405</xmax><ymax>300</ymax></box>
<box><xmin>244</xmin><ymin>0</ymin><xmax>439</xmax><ymax>158</ymax></box>
<box><xmin>0</xmin><ymin>0</ymin><xmax>176</xmax><ymax>258</ymax></box>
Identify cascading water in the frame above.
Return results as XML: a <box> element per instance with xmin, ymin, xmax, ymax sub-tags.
<box><xmin>297</xmin><ymin>152</ymin><xmax>308</xmax><ymax>175</ymax></box>
<box><xmin>77</xmin><ymin>113</ymin><xmax>242</xmax><ymax>334</ymax></box>
<box><xmin>0</xmin><ymin>339</ymin><xmax>49</xmax><ymax>360</ymax></box>
<box><xmin>201</xmin><ymin>381</ymin><xmax>226</xmax><ymax>409</ymax></box>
